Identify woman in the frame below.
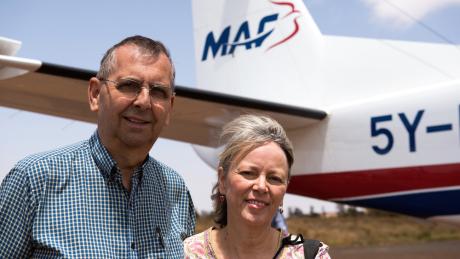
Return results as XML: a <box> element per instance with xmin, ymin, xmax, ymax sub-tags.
<box><xmin>184</xmin><ymin>115</ymin><xmax>331</xmax><ymax>258</ymax></box>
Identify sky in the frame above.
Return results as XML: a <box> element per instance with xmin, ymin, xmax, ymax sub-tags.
<box><xmin>1</xmin><ymin>0</ymin><xmax>460</xmax><ymax>214</ymax></box>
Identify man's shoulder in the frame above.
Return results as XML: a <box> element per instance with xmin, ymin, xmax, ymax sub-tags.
<box><xmin>146</xmin><ymin>157</ymin><xmax>188</xmax><ymax>187</ymax></box>
<box><xmin>148</xmin><ymin>157</ymin><xmax>181</xmax><ymax>177</ymax></box>
<box><xmin>3</xmin><ymin>139</ymin><xmax>91</xmax><ymax>196</ymax></box>
<box><xmin>14</xmin><ymin>139</ymin><xmax>90</xmax><ymax>173</ymax></box>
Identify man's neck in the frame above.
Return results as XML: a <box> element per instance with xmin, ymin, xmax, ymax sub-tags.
<box><xmin>114</xmin><ymin>148</ymin><xmax>148</xmax><ymax>191</ymax></box>
<box><xmin>100</xmin><ymin>139</ymin><xmax>150</xmax><ymax>191</ymax></box>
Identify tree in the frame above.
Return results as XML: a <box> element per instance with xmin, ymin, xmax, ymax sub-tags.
<box><xmin>309</xmin><ymin>205</ymin><xmax>319</xmax><ymax>217</ymax></box>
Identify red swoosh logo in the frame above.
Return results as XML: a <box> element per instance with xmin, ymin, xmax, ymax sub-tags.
<box><xmin>267</xmin><ymin>1</ymin><xmax>301</xmax><ymax>51</ymax></box>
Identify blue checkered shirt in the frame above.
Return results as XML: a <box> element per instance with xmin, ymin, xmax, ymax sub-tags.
<box><xmin>0</xmin><ymin>132</ymin><xmax>196</xmax><ymax>258</ymax></box>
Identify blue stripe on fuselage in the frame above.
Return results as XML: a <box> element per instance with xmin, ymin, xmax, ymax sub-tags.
<box><xmin>338</xmin><ymin>189</ymin><xmax>460</xmax><ymax>218</ymax></box>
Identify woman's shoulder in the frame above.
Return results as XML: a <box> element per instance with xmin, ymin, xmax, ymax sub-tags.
<box><xmin>281</xmin><ymin>232</ymin><xmax>331</xmax><ymax>259</ymax></box>
<box><xmin>183</xmin><ymin>227</ymin><xmax>215</xmax><ymax>258</ymax></box>
<box><xmin>316</xmin><ymin>242</ymin><xmax>331</xmax><ymax>259</ymax></box>
<box><xmin>183</xmin><ymin>227</ymin><xmax>209</xmax><ymax>249</ymax></box>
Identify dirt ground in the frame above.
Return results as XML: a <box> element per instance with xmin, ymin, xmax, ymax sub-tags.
<box><xmin>330</xmin><ymin>240</ymin><xmax>460</xmax><ymax>259</ymax></box>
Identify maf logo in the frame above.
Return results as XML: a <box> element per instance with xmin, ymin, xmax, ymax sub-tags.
<box><xmin>201</xmin><ymin>1</ymin><xmax>301</xmax><ymax>61</ymax></box>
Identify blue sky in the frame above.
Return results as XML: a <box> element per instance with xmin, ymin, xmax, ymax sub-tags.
<box><xmin>1</xmin><ymin>0</ymin><xmax>459</xmax><ymax>213</ymax></box>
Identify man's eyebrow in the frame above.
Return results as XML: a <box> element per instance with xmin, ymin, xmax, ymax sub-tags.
<box><xmin>150</xmin><ymin>84</ymin><xmax>170</xmax><ymax>88</ymax></box>
<box><xmin>119</xmin><ymin>77</ymin><xmax>141</xmax><ymax>81</ymax></box>
<box><xmin>118</xmin><ymin>77</ymin><xmax>171</xmax><ymax>88</ymax></box>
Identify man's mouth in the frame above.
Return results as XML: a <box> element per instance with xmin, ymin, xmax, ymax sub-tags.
<box><xmin>124</xmin><ymin>116</ymin><xmax>150</xmax><ymax>124</ymax></box>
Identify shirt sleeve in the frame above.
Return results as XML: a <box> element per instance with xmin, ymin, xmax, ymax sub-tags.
<box><xmin>183</xmin><ymin>230</ymin><xmax>209</xmax><ymax>259</ymax></box>
<box><xmin>0</xmin><ymin>166</ymin><xmax>35</xmax><ymax>258</ymax></box>
<box><xmin>185</xmin><ymin>190</ymin><xmax>197</xmax><ymax>237</ymax></box>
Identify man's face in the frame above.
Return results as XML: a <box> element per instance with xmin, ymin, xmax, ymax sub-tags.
<box><xmin>89</xmin><ymin>45</ymin><xmax>174</xmax><ymax>152</ymax></box>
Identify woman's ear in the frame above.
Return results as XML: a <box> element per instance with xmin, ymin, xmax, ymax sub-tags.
<box><xmin>218</xmin><ymin>167</ymin><xmax>226</xmax><ymax>194</ymax></box>
<box><xmin>88</xmin><ymin>77</ymin><xmax>102</xmax><ymax>112</ymax></box>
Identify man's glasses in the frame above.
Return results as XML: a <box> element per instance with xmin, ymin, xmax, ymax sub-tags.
<box><xmin>100</xmin><ymin>78</ymin><xmax>173</xmax><ymax>101</ymax></box>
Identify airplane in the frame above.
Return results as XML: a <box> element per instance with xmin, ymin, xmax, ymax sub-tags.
<box><xmin>1</xmin><ymin>0</ymin><xmax>459</xmax><ymax>226</ymax></box>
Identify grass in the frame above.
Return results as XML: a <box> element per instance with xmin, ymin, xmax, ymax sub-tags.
<box><xmin>194</xmin><ymin>211</ymin><xmax>460</xmax><ymax>247</ymax></box>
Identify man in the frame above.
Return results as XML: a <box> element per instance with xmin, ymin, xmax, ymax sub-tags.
<box><xmin>0</xmin><ymin>35</ymin><xmax>196</xmax><ymax>257</ymax></box>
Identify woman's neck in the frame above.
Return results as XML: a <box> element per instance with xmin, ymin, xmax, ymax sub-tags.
<box><xmin>213</xmin><ymin>223</ymin><xmax>281</xmax><ymax>259</ymax></box>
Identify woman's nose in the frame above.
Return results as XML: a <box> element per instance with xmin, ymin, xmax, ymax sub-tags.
<box><xmin>253</xmin><ymin>176</ymin><xmax>268</xmax><ymax>193</ymax></box>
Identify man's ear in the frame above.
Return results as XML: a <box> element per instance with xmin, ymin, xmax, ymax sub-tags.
<box><xmin>88</xmin><ymin>77</ymin><xmax>102</xmax><ymax>112</ymax></box>
<box><xmin>164</xmin><ymin>94</ymin><xmax>175</xmax><ymax>126</ymax></box>
<box><xmin>218</xmin><ymin>166</ymin><xmax>226</xmax><ymax>194</ymax></box>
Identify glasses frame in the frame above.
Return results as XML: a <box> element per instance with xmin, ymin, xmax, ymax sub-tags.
<box><xmin>99</xmin><ymin>78</ymin><xmax>174</xmax><ymax>101</ymax></box>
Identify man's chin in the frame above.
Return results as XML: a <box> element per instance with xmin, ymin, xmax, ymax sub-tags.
<box><xmin>121</xmin><ymin>135</ymin><xmax>154</xmax><ymax>149</ymax></box>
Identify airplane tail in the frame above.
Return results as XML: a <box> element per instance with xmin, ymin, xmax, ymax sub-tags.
<box><xmin>0</xmin><ymin>37</ymin><xmax>41</xmax><ymax>80</ymax></box>
<box><xmin>0</xmin><ymin>37</ymin><xmax>21</xmax><ymax>56</ymax></box>
<box><xmin>192</xmin><ymin>0</ymin><xmax>325</xmax><ymax>108</ymax></box>
<box><xmin>192</xmin><ymin>0</ymin><xmax>460</xmax><ymax>111</ymax></box>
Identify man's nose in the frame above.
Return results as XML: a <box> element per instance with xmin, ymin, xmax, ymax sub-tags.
<box><xmin>133</xmin><ymin>87</ymin><xmax>151</xmax><ymax>109</ymax></box>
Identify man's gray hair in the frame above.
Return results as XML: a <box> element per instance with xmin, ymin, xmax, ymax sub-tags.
<box><xmin>96</xmin><ymin>35</ymin><xmax>175</xmax><ymax>90</ymax></box>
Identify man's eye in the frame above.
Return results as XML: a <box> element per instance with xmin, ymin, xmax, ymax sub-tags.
<box><xmin>117</xmin><ymin>81</ymin><xmax>140</xmax><ymax>93</ymax></box>
<box><xmin>149</xmin><ymin>86</ymin><xmax>169</xmax><ymax>99</ymax></box>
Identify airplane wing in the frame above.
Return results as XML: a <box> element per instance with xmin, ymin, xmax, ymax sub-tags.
<box><xmin>0</xmin><ymin>53</ymin><xmax>326</xmax><ymax>147</ymax></box>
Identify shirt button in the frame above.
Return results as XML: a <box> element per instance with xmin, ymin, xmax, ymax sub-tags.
<box><xmin>131</xmin><ymin>242</ymin><xmax>135</xmax><ymax>250</ymax></box>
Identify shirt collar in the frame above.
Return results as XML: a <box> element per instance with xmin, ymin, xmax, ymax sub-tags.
<box><xmin>89</xmin><ymin>131</ymin><xmax>150</xmax><ymax>181</ymax></box>
<box><xmin>89</xmin><ymin>131</ymin><xmax>117</xmax><ymax>180</ymax></box>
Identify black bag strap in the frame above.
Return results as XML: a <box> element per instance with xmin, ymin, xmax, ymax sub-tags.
<box><xmin>273</xmin><ymin>233</ymin><xmax>304</xmax><ymax>259</ymax></box>
<box><xmin>303</xmin><ymin>239</ymin><xmax>321</xmax><ymax>259</ymax></box>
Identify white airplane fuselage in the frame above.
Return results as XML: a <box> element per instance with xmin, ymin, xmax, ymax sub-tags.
<box><xmin>288</xmin><ymin>81</ymin><xmax>460</xmax><ymax>224</ymax></box>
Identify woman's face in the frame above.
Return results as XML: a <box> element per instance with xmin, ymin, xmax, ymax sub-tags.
<box><xmin>219</xmin><ymin>141</ymin><xmax>289</xmax><ymax>227</ymax></box>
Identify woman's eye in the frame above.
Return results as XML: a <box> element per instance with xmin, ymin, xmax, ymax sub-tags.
<box><xmin>239</xmin><ymin>170</ymin><xmax>256</xmax><ymax>178</ymax></box>
<box><xmin>268</xmin><ymin>176</ymin><xmax>285</xmax><ymax>184</ymax></box>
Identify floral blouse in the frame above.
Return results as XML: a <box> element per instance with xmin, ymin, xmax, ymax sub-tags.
<box><xmin>183</xmin><ymin>227</ymin><xmax>331</xmax><ymax>259</ymax></box>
